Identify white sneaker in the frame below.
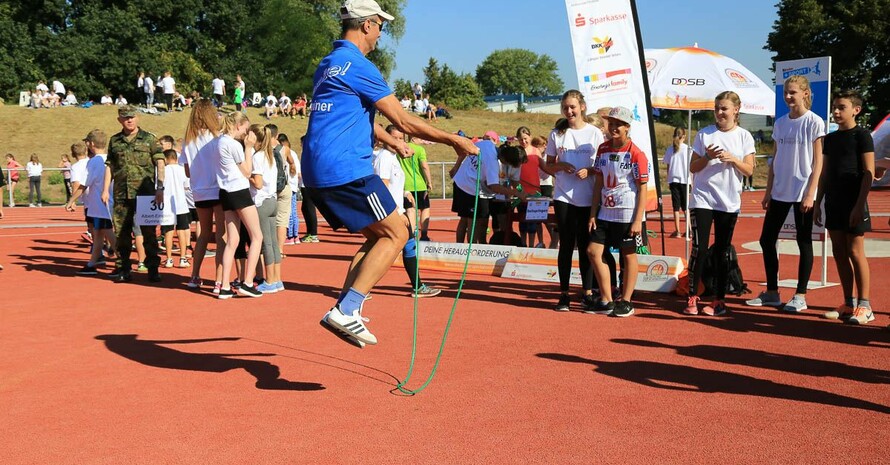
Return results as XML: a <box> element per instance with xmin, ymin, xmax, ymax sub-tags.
<box><xmin>178</xmin><ymin>258</ymin><xmax>190</xmax><ymax>268</ymax></box>
<box><xmin>164</xmin><ymin>258</ymin><xmax>174</xmax><ymax>268</ymax></box>
<box><xmin>320</xmin><ymin>312</ymin><xmax>366</xmax><ymax>348</ymax></box>
<box><xmin>322</xmin><ymin>306</ymin><xmax>377</xmax><ymax>345</ymax></box>
<box><xmin>745</xmin><ymin>291</ymin><xmax>782</xmax><ymax>307</ymax></box>
<box><xmin>781</xmin><ymin>295</ymin><xmax>808</xmax><ymax>313</ymax></box>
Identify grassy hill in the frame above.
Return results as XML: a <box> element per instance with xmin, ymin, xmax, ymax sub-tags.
<box><xmin>0</xmin><ymin>104</ymin><xmax>771</xmax><ymax>205</ymax></box>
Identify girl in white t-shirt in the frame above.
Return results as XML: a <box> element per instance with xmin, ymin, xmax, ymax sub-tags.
<box><xmin>246</xmin><ymin>124</ymin><xmax>282</xmax><ymax>294</ymax></box>
<box><xmin>663</xmin><ymin>127</ymin><xmax>691</xmax><ymax>237</ymax></box>
<box><xmin>182</xmin><ymin>99</ymin><xmax>223</xmax><ymax>291</ymax></box>
<box><xmin>216</xmin><ymin>111</ymin><xmax>264</xmax><ymax>299</ymax></box>
<box><xmin>544</xmin><ymin>90</ymin><xmax>604</xmax><ymax>312</ymax></box>
<box><xmin>748</xmin><ymin>75</ymin><xmax>825</xmax><ymax>312</ymax></box>
<box><xmin>685</xmin><ymin>91</ymin><xmax>756</xmax><ymax>316</ymax></box>
<box><xmin>26</xmin><ymin>154</ymin><xmax>43</xmax><ymax>207</ymax></box>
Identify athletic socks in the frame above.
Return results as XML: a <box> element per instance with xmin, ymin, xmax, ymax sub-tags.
<box><xmin>858</xmin><ymin>298</ymin><xmax>871</xmax><ymax>309</ymax></box>
<box><xmin>403</xmin><ymin>255</ymin><xmax>419</xmax><ymax>288</ymax></box>
<box><xmin>339</xmin><ymin>287</ymin><xmax>367</xmax><ymax>316</ymax></box>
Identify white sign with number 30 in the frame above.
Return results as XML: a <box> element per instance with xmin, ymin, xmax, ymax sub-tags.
<box><xmin>135</xmin><ymin>195</ymin><xmax>175</xmax><ymax>226</ymax></box>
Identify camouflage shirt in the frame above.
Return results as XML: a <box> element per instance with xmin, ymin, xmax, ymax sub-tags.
<box><xmin>106</xmin><ymin>128</ymin><xmax>163</xmax><ymax>200</ymax></box>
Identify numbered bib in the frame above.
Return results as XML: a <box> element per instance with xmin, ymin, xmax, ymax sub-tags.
<box><xmin>135</xmin><ymin>195</ymin><xmax>175</xmax><ymax>226</ymax></box>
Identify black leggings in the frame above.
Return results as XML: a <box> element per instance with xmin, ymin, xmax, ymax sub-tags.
<box><xmin>554</xmin><ymin>200</ymin><xmax>593</xmax><ymax>292</ymax></box>
<box><xmin>689</xmin><ymin>208</ymin><xmax>738</xmax><ymax>300</ymax></box>
<box><xmin>300</xmin><ymin>187</ymin><xmax>318</xmax><ymax>236</ymax></box>
<box><xmin>759</xmin><ymin>199</ymin><xmax>813</xmax><ymax>294</ymax></box>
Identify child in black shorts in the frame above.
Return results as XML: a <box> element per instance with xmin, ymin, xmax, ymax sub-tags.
<box><xmin>814</xmin><ymin>90</ymin><xmax>877</xmax><ymax>325</ymax></box>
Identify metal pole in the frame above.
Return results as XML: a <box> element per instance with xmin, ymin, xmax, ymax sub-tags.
<box><xmin>822</xmin><ymin>232</ymin><xmax>829</xmax><ymax>286</ymax></box>
<box><xmin>441</xmin><ymin>163</ymin><xmax>446</xmax><ymax>199</ymax></box>
<box><xmin>685</xmin><ymin>109</ymin><xmax>692</xmax><ymax>262</ymax></box>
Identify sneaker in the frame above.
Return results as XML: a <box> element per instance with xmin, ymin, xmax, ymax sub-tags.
<box><xmin>580</xmin><ymin>294</ymin><xmax>598</xmax><ymax>311</ymax></box>
<box><xmin>554</xmin><ymin>294</ymin><xmax>571</xmax><ymax>312</ymax></box>
<box><xmin>29</xmin><ymin>203</ymin><xmax>35</xmax><ymax>207</ymax></box>
<box><xmin>302</xmin><ymin>235</ymin><xmax>319</xmax><ymax>243</ymax></box>
<box><xmin>178</xmin><ymin>258</ymin><xmax>190</xmax><ymax>268</ymax></box>
<box><xmin>412</xmin><ymin>284</ymin><xmax>442</xmax><ymax>298</ymax></box>
<box><xmin>684</xmin><ymin>296</ymin><xmax>700</xmax><ymax>315</ymax></box>
<box><xmin>319</xmin><ymin>312</ymin><xmax>366</xmax><ymax>348</ymax></box>
<box><xmin>823</xmin><ymin>304</ymin><xmax>854</xmax><ymax>321</ymax></box>
<box><xmin>237</xmin><ymin>283</ymin><xmax>263</xmax><ymax>297</ymax></box>
<box><xmin>609</xmin><ymin>300</ymin><xmax>633</xmax><ymax>317</ymax></box>
<box><xmin>136</xmin><ymin>263</ymin><xmax>148</xmax><ymax>273</ymax></box>
<box><xmin>81</xmin><ymin>232</ymin><xmax>93</xmax><ymax>244</ymax></box>
<box><xmin>212</xmin><ymin>282</ymin><xmax>222</xmax><ymax>294</ymax></box>
<box><xmin>583</xmin><ymin>300</ymin><xmax>615</xmax><ymax>315</ymax></box>
<box><xmin>746</xmin><ymin>291</ymin><xmax>782</xmax><ymax>307</ymax></box>
<box><xmin>109</xmin><ymin>268</ymin><xmax>124</xmax><ymax>279</ymax></box>
<box><xmin>275</xmin><ymin>281</ymin><xmax>285</xmax><ymax>291</ymax></box>
<box><xmin>148</xmin><ymin>270</ymin><xmax>162</xmax><ymax>283</ymax></box>
<box><xmin>322</xmin><ymin>306</ymin><xmax>377</xmax><ymax>345</ymax></box>
<box><xmin>702</xmin><ymin>299</ymin><xmax>726</xmax><ymax>316</ymax></box>
<box><xmin>283</xmin><ymin>238</ymin><xmax>296</xmax><ymax>246</ymax></box>
<box><xmin>187</xmin><ymin>276</ymin><xmax>202</xmax><ymax>289</ymax></box>
<box><xmin>164</xmin><ymin>258</ymin><xmax>174</xmax><ymax>268</ymax></box>
<box><xmin>781</xmin><ymin>295</ymin><xmax>808</xmax><ymax>313</ymax></box>
<box><xmin>218</xmin><ymin>288</ymin><xmax>235</xmax><ymax>300</ymax></box>
<box><xmin>205</xmin><ymin>250</ymin><xmax>217</xmax><ymax>258</ymax></box>
<box><xmin>76</xmin><ymin>265</ymin><xmax>98</xmax><ymax>276</ymax></box>
<box><xmin>846</xmin><ymin>306</ymin><xmax>875</xmax><ymax>325</ymax></box>
<box><xmin>114</xmin><ymin>272</ymin><xmax>132</xmax><ymax>283</ymax></box>
<box><xmin>669</xmin><ymin>231</ymin><xmax>681</xmax><ymax>238</ymax></box>
<box><xmin>257</xmin><ymin>282</ymin><xmax>279</xmax><ymax>294</ymax></box>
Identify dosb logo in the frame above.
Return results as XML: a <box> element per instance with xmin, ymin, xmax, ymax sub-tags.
<box><xmin>575</xmin><ymin>14</ymin><xmax>586</xmax><ymax>27</ymax></box>
<box><xmin>591</xmin><ymin>36</ymin><xmax>614</xmax><ymax>54</ymax></box>
<box><xmin>672</xmin><ymin>77</ymin><xmax>705</xmax><ymax>86</ymax></box>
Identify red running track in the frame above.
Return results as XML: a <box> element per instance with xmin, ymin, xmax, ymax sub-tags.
<box><xmin>0</xmin><ymin>196</ymin><xmax>888</xmax><ymax>464</ymax></box>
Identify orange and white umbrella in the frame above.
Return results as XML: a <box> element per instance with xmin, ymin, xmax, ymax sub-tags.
<box><xmin>645</xmin><ymin>46</ymin><xmax>775</xmax><ymax>115</ymax></box>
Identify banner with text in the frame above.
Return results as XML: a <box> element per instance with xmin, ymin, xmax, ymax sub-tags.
<box><xmin>775</xmin><ymin>57</ymin><xmax>831</xmax><ymax>122</ymax></box>
<box><xmin>565</xmin><ymin>0</ymin><xmax>658</xmax><ymax>211</ymax></box>
<box><xmin>500</xmin><ymin>247</ymin><xmax>684</xmax><ymax>293</ymax></box>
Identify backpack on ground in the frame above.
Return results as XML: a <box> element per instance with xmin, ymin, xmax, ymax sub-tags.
<box><xmin>701</xmin><ymin>244</ymin><xmax>750</xmax><ymax>297</ymax></box>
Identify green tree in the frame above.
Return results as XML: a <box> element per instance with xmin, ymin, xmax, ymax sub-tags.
<box><xmin>392</xmin><ymin>78</ymin><xmax>413</xmax><ymax>100</ymax></box>
<box><xmin>422</xmin><ymin>58</ymin><xmax>484</xmax><ymax>110</ymax></box>
<box><xmin>0</xmin><ymin>0</ymin><xmax>408</xmax><ymax>102</ymax></box>
<box><xmin>766</xmin><ymin>0</ymin><xmax>890</xmax><ymax>125</ymax></box>
<box><xmin>475</xmin><ymin>48</ymin><xmax>564</xmax><ymax>97</ymax></box>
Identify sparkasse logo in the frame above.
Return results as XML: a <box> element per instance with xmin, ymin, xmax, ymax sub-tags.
<box><xmin>575</xmin><ymin>14</ymin><xmax>586</xmax><ymax>27</ymax></box>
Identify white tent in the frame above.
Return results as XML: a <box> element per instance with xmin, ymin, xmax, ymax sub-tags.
<box><xmin>873</xmin><ymin>113</ymin><xmax>890</xmax><ymax>186</ymax></box>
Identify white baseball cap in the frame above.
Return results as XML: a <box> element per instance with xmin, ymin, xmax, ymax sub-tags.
<box><xmin>604</xmin><ymin>106</ymin><xmax>634</xmax><ymax>125</ymax></box>
<box><xmin>340</xmin><ymin>0</ymin><xmax>394</xmax><ymax>21</ymax></box>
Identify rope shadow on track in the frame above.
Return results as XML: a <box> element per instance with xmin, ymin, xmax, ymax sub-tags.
<box><xmin>95</xmin><ymin>335</ymin><xmax>325</xmax><ymax>391</ymax></box>
<box><xmin>612</xmin><ymin>339</ymin><xmax>890</xmax><ymax>384</ymax></box>
<box><xmin>536</xmin><ymin>353</ymin><xmax>890</xmax><ymax>414</ymax></box>
<box><xmin>635</xmin><ymin>310</ymin><xmax>890</xmax><ymax>349</ymax></box>
<box><xmin>242</xmin><ymin>338</ymin><xmax>400</xmax><ymax>387</ymax></box>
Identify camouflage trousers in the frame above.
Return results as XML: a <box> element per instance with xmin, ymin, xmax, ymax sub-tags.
<box><xmin>112</xmin><ymin>199</ymin><xmax>160</xmax><ymax>272</ymax></box>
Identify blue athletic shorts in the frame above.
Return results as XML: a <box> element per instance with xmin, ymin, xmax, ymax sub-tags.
<box><xmin>305</xmin><ymin>174</ymin><xmax>396</xmax><ymax>233</ymax></box>
<box><xmin>88</xmin><ymin>216</ymin><xmax>113</xmax><ymax>230</ymax></box>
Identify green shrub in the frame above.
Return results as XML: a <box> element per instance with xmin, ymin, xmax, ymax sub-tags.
<box><xmin>48</xmin><ymin>171</ymin><xmax>63</xmax><ymax>185</ymax></box>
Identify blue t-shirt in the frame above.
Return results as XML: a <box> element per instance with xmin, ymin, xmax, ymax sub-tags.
<box><xmin>302</xmin><ymin>40</ymin><xmax>393</xmax><ymax>188</ymax></box>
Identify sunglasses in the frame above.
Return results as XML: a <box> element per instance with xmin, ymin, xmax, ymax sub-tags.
<box><xmin>368</xmin><ymin>19</ymin><xmax>386</xmax><ymax>32</ymax></box>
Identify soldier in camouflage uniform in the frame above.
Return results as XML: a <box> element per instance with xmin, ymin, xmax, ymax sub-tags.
<box><xmin>101</xmin><ymin>105</ymin><xmax>166</xmax><ymax>282</ymax></box>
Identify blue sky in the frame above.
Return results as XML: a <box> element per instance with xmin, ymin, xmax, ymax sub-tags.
<box><xmin>384</xmin><ymin>0</ymin><xmax>779</xmax><ymax>91</ymax></box>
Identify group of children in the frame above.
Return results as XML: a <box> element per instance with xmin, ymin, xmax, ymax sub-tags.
<box><xmin>448</xmin><ymin>77</ymin><xmax>881</xmax><ymax>325</ymax></box>
<box><xmin>58</xmin><ymin>100</ymin><xmax>325</xmax><ymax>299</ymax></box>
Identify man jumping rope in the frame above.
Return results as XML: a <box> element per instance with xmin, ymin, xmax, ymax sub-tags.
<box><xmin>303</xmin><ymin>0</ymin><xmax>478</xmax><ymax>347</ymax></box>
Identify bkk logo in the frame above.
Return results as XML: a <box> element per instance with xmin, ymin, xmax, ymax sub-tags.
<box><xmin>725</xmin><ymin>68</ymin><xmax>757</xmax><ymax>88</ymax></box>
<box><xmin>591</xmin><ymin>36</ymin><xmax>614</xmax><ymax>54</ymax></box>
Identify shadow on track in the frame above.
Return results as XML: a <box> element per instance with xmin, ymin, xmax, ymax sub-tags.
<box><xmin>95</xmin><ymin>334</ymin><xmax>325</xmax><ymax>391</ymax></box>
<box><xmin>537</xmin><ymin>352</ymin><xmax>890</xmax><ymax>414</ymax></box>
